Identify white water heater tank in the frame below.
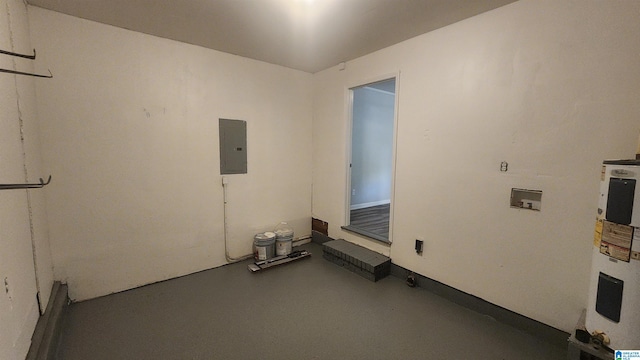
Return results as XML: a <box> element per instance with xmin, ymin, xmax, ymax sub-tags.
<box><xmin>585</xmin><ymin>160</ymin><xmax>640</xmax><ymax>350</ymax></box>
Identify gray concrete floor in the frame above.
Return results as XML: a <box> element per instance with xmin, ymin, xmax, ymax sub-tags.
<box><xmin>56</xmin><ymin>243</ymin><xmax>567</xmax><ymax>360</ymax></box>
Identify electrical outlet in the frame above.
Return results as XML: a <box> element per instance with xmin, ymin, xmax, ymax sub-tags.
<box><xmin>415</xmin><ymin>239</ymin><xmax>424</xmax><ymax>255</ymax></box>
<box><xmin>352</xmin><ymin>189</ymin><xmax>356</xmax><ymax>196</ymax></box>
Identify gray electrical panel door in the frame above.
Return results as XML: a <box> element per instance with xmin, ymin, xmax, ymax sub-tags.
<box><xmin>219</xmin><ymin>119</ymin><xmax>247</xmax><ymax>174</ymax></box>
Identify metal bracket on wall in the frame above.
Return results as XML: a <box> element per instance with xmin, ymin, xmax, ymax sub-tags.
<box><xmin>0</xmin><ymin>47</ymin><xmax>51</xmax><ymax>77</ymax></box>
<box><xmin>0</xmin><ymin>175</ymin><xmax>52</xmax><ymax>190</ymax></box>
<box><xmin>0</xmin><ymin>68</ymin><xmax>52</xmax><ymax>78</ymax></box>
<box><xmin>0</xmin><ymin>48</ymin><xmax>36</xmax><ymax>60</ymax></box>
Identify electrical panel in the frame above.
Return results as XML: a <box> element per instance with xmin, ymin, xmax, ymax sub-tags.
<box><xmin>219</xmin><ymin>119</ymin><xmax>247</xmax><ymax>175</ymax></box>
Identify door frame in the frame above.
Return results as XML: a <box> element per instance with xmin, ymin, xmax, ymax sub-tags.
<box><xmin>344</xmin><ymin>72</ymin><xmax>400</xmax><ymax>243</ymax></box>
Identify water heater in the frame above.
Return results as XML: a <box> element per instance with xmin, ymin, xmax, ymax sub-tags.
<box><xmin>586</xmin><ymin>160</ymin><xmax>640</xmax><ymax>349</ymax></box>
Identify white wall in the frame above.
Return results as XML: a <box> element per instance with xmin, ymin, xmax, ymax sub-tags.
<box><xmin>29</xmin><ymin>7</ymin><xmax>313</xmax><ymax>301</ymax></box>
<box><xmin>0</xmin><ymin>0</ymin><xmax>53</xmax><ymax>358</ymax></box>
<box><xmin>312</xmin><ymin>0</ymin><xmax>640</xmax><ymax>332</ymax></box>
<box><xmin>350</xmin><ymin>86</ymin><xmax>394</xmax><ymax>208</ymax></box>
<box><xmin>22</xmin><ymin>0</ymin><xmax>640</xmax><ymax>338</ymax></box>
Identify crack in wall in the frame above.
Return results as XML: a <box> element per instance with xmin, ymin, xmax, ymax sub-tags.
<box><xmin>5</xmin><ymin>0</ymin><xmax>41</xmax><ymax>313</ymax></box>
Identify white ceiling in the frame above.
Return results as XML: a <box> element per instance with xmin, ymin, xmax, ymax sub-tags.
<box><xmin>27</xmin><ymin>0</ymin><xmax>517</xmax><ymax>73</ymax></box>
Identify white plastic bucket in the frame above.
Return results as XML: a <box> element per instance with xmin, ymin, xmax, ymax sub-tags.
<box><xmin>275</xmin><ymin>224</ymin><xmax>294</xmax><ymax>256</ymax></box>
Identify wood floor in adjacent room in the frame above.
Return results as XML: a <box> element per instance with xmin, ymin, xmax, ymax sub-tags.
<box><xmin>55</xmin><ymin>243</ymin><xmax>567</xmax><ymax>360</ymax></box>
<box><xmin>349</xmin><ymin>204</ymin><xmax>390</xmax><ymax>239</ymax></box>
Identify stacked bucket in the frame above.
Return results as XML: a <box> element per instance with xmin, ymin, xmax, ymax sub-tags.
<box><xmin>253</xmin><ymin>222</ymin><xmax>294</xmax><ymax>261</ymax></box>
<box><xmin>253</xmin><ymin>232</ymin><xmax>276</xmax><ymax>261</ymax></box>
<box><xmin>274</xmin><ymin>222</ymin><xmax>294</xmax><ymax>256</ymax></box>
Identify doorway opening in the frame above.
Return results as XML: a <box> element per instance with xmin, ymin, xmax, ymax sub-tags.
<box><xmin>343</xmin><ymin>78</ymin><xmax>396</xmax><ymax>242</ymax></box>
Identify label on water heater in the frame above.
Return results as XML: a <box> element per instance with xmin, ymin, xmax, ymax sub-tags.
<box><xmin>611</xmin><ymin>169</ymin><xmax>635</xmax><ymax>178</ymax></box>
<box><xmin>600</xmin><ymin>221</ymin><xmax>633</xmax><ymax>262</ymax></box>
<box><xmin>594</xmin><ymin>219</ymin><xmax>603</xmax><ymax>248</ymax></box>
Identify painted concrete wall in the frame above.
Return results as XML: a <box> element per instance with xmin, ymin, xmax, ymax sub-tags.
<box><xmin>29</xmin><ymin>7</ymin><xmax>313</xmax><ymax>301</ymax></box>
<box><xmin>350</xmin><ymin>87</ymin><xmax>394</xmax><ymax>209</ymax></box>
<box><xmin>312</xmin><ymin>0</ymin><xmax>640</xmax><ymax>332</ymax></box>
<box><xmin>0</xmin><ymin>0</ymin><xmax>53</xmax><ymax>358</ymax></box>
